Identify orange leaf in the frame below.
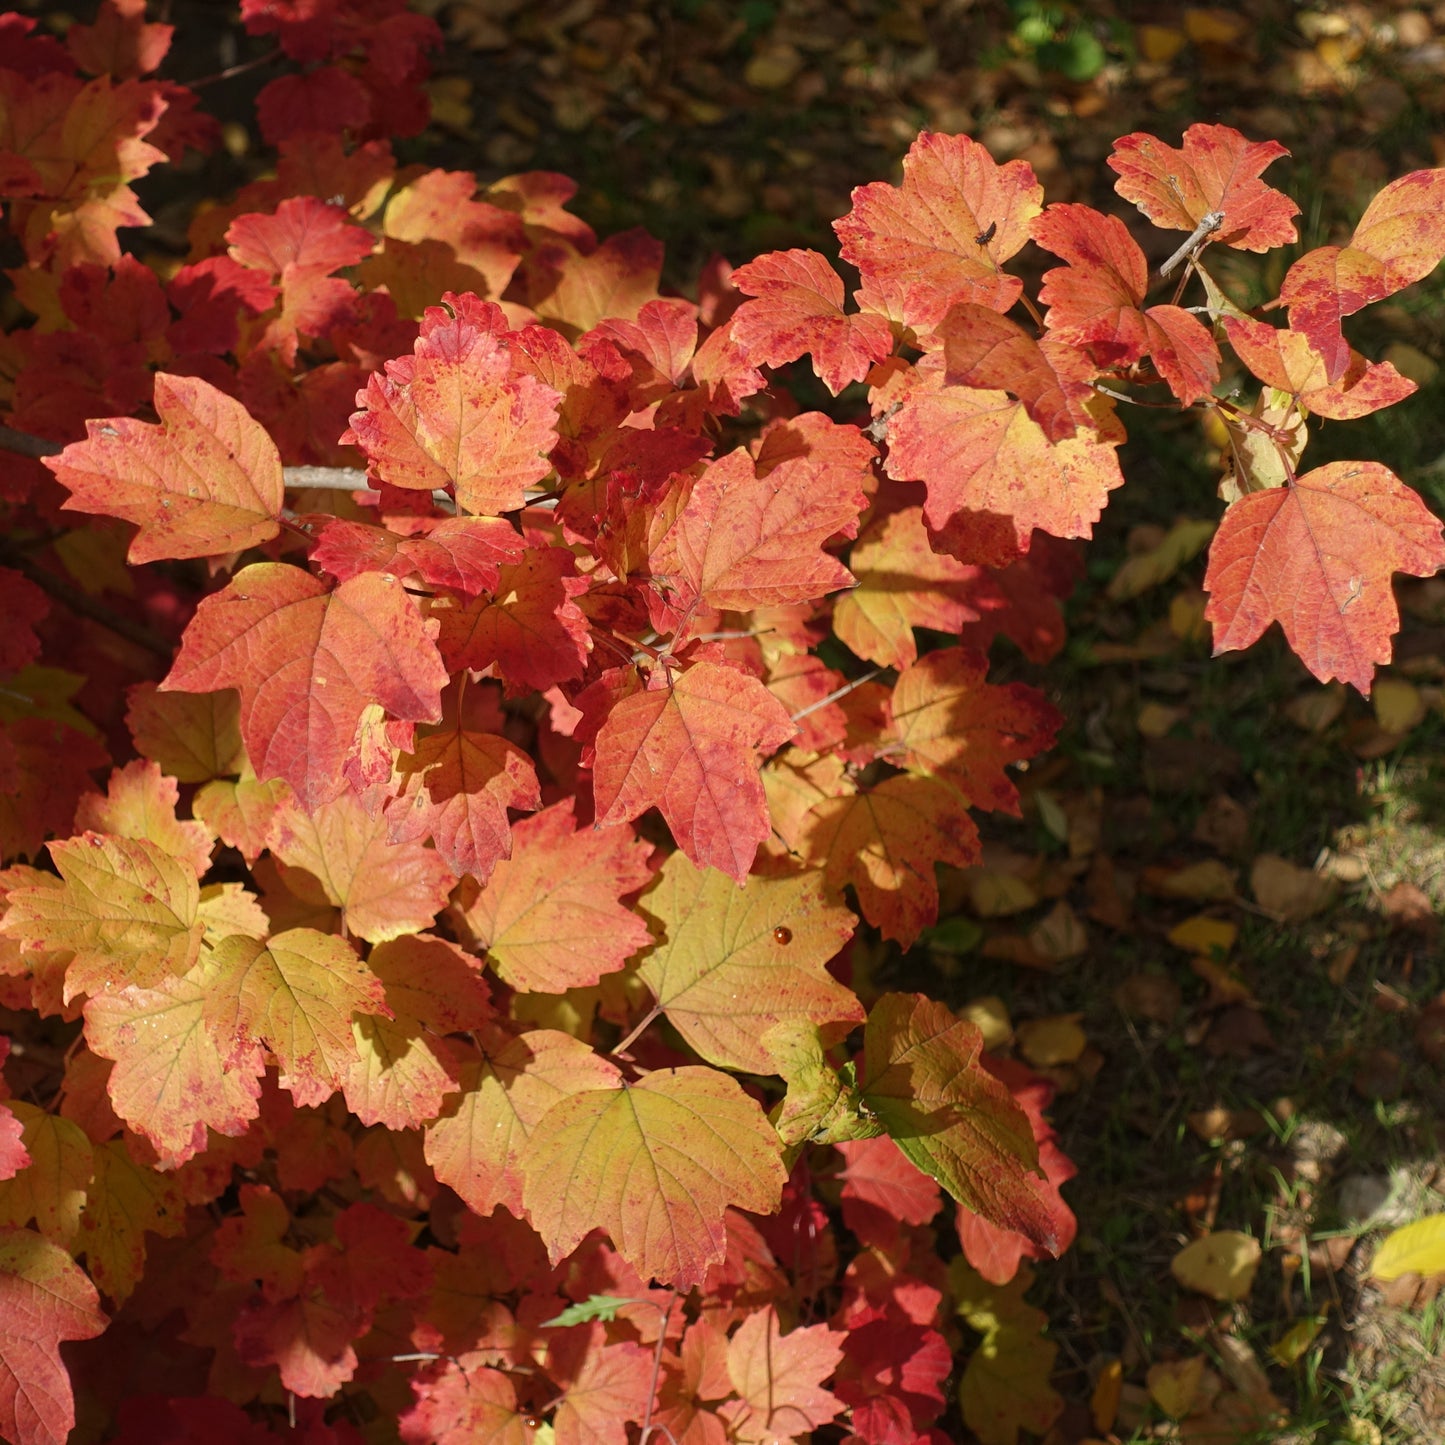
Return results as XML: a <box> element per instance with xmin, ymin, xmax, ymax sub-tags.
<box><xmin>1108</xmin><ymin>123</ymin><xmax>1298</xmax><ymax>252</ymax></box>
<box><xmin>1204</xmin><ymin>461</ymin><xmax>1445</xmax><ymax>693</ymax></box>
<box><xmin>451</xmin><ymin>798</ymin><xmax>653</xmax><ymax>994</ymax></box>
<box><xmin>835</xmin><ymin>131</ymin><xmax>1043</xmax><ymax>333</ymax></box>
<box><xmin>47</xmin><ymin>374</ymin><xmax>283</xmax><ymax>562</ymax></box>
<box><xmin>721</xmin><ymin>1306</ymin><xmax>845</xmax><ymax>1442</ymax></box>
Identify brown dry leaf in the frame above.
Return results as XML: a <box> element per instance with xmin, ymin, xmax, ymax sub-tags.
<box><xmin>1168</xmin><ymin>915</ymin><xmax>1237</xmax><ymax>958</ymax></box>
<box><xmin>1170</xmin><ymin>1231</ymin><xmax>1262</xmax><ymax>1301</ymax></box>
<box><xmin>1192</xmin><ymin>794</ymin><xmax>1250</xmax><ymax>855</ymax></box>
<box><xmin>1067</xmin><ymin>789</ymin><xmax>1103</xmax><ymax>860</ymax></box>
<box><xmin>1416</xmin><ymin>992</ymin><xmax>1445</xmax><ymax>1067</ymax></box>
<box><xmin>1284</xmin><ymin>684</ymin><xmax>1346</xmax><ymax>732</ymax></box>
<box><xmin>744</xmin><ymin>42</ymin><xmax>803</xmax><ymax>90</ymax></box>
<box><xmin>1114</xmin><ymin>971</ymin><xmax>1182</xmax><ymax>1025</ymax></box>
<box><xmin>1212</xmin><ymin>1333</ymin><xmax>1285</xmax><ymax>1425</ymax></box>
<box><xmin>1250</xmin><ymin>854</ymin><xmax>1336</xmax><ymax>922</ymax></box>
<box><xmin>1381</xmin><ymin>881</ymin><xmax>1438</xmax><ymax>938</ymax></box>
<box><xmin>1016</xmin><ymin>1013</ymin><xmax>1087</xmax><ymax>1068</ymax></box>
<box><xmin>1327</xmin><ymin>941</ymin><xmax>1361</xmax><ymax>986</ymax></box>
<box><xmin>1373</xmin><ymin>676</ymin><xmax>1427</xmax><ymax>733</ymax></box>
<box><xmin>1027</xmin><ymin>900</ymin><xmax>1087</xmax><ymax>962</ymax></box>
<box><xmin>1202</xmin><ymin>1004</ymin><xmax>1275</xmax><ymax>1056</ymax></box>
<box><xmin>1187</xmin><ymin>1107</ymin><xmax>1266</xmax><ymax>1143</ymax></box>
<box><xmin>1144</xmin><ymin>860</ymin><xmax>1238</xmax><ymax>901</ymax></box>
<box><xmin>969</xmin><ymin>869</ymin><xmax>1039</xmax><ymax>918</ymax></box>
<box><xmin>1185</xmin><ymin>7</ymin><xmax>1250</xmax><ymax>44</ymax></box>
<box><xmin>1147</xmin><ymin>1356</ymin><xmax>1206</xmax><ymax>1419</ymax></box>
<box><xmin>1085</xmin><ymin>854</ymin><xmax>1132</xmax><ymax>930</ymax></box>
<box><xmin>1351</xmin><ymin>1047</ymin><xmax>1403</xmax><ymax>1101</ymax></box>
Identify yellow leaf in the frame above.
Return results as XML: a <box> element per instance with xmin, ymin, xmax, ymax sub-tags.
<box><xmin>1137</xmin><ymin>701</ymin><xmax>1186</xmax><ymax>738</ymax></box>
<box><xmin>968</xmin><ymin>869</ymin><xmax>1038</xmax><ymax>917</ymax></box>
<box><xmin>1171</xmin><ymin>1230</ymin><xmax>1262</xmax><ymax>1301</ymax></box>
<box><xmin>1107</xmin><ymin>519</ymin><xmax>1215</xmax><ymax>600</ymax></box>
<box><xmin>1373</xmin><ymin>676</ymin><xmax>1426</xmax><ymax>734</ymax></box>
<box><xmin>1147</xmin><ymin>1355</ymin><xmax>1205</xmax><ymax>1418</ymax></box>
<box><xmin>1270</xmin><ymin>1314</ymin><xmax>1327</xmax><ymax>1366</ymax></box>
<box><xmin>1090</xmin><ymin>1357</ymin><xmax>1122</xmax><ymax>1432</ymax></box>
<box><xmin>960</xmin><ymin>995</ymin><xmax>1013</xmax><ymax>1050</ymax></box>
<box><xmin>1168</xmin><ymin>915</ymin><xmax>1237</xmax><ymax>957</ymax></box>
<box><xmin>1016</xmin><ymin>1013</ymin><xmax>1086</xmax><ymax>1068</ymax></box>
<box><xmin>1370</xmin><ymin>1214</ymin><xmax>1445</xmax><ymax>1281</ymax></box>
<box><xmin>1149</xmin><ymin>859</ymin><xmax>1238</xmax><ymax>901</ymax></box>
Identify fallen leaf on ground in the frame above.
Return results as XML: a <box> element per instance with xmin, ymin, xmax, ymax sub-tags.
<box><xmin>1373</xmin><ymin>675</ymin><xmax>1426</xmax><ymax>732</ymax></box>
<box><xmin>1147</xmin><ymin>1356</ymin><xmax>1206</xmax><ymax>1419</ymax></box>
<box><xmin>1168</xmin><ymin>915</ymin><xmax>1237</xmax><ymax>957</ymax></box>
<box><xmin>1250</xmin><ymin>854</ymin><xmax>1336</xmax><ymax>922</ymax></box>
<box><xmin>1144</xmin><ymin>860</ymin><xmax>1238</xmax><ymax>901</ymax></box>
<box><xmin>1016</xmin><ymin>1014</ymin><xmax>1086</xmax><ymax>1068</ymax></box>
<box><xmin>1170</xmin><ymin>1230</ymin><xmax>1262</xmax><ymax>1300</ymax></box>
<box><xmin>1284</xmin><ymin>684</ymin><xmax>1346</xmax><ymax>732</ymax></box>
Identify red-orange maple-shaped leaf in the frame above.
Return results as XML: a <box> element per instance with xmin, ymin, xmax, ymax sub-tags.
<box><xmin>729</xmin><ymin>248</ymin><xmax>894</xmax><ymax>395</ymax></box>
<box><xmin>267</xmin><ymin>791</ymin><xmax>456</xmax><ymax>942</ymax></box>
<box><xmin>345</xmin><ymin>293</ymin><xmax>561</xmax><ymax>513</ymax></box>
<box><xmin>637</xmin><ymin>852</ymin><xmax>861</xmax><ymax>1074</ymax></box>
<box><xmin>801</xmin><ymin>774</ymin><xmax>980</xmax><ymax>947</ymax></box>
<box><xmin>205</xmin><ymin>929</ymin><xmax>389</xmax><ymax>1108</ymax></box>
<box><xmin>66</xmin><ymin>0</ymin><xmax>173</xmax><ymax>79</ymax></box>
<box><xmin>940</xmin><ymin>305</ymin><xmax>1095</xmax><ymax>443</ymax></box>
<box><xmin>82</xmin><ymin>957</ymin><xmax>264</xmax><ymax>1167</ymax></box>
<box><xmin>162</xmin><ymin>563</ymin><xmax>447</xmax><ymax>812</ymax></box>
<box><xmin>1107</xmin><ymin>123</ymin><xmax>1298</xmax><ymax>252</ymax></box>
<box><xmin>955</xmin><ymin>1056</ymin><xmax>1077</xmax><ymax>1286</ymax></box>
<box><xmin>383</xmin><ymin>709</ymin><xmax>540</xmax><ymax>884</ymax></box>
<box><xmin>432</xmin><ymin>547</ymin><xmax>591</xmax><ymax>694</ymax></box>
<box><xmin>587</xmin><ymin>661</ymin><xmax>797</xmax><ymax>883</ymax></box>
<box><xmin>1203</xmin><ymin>461</ymin><xmax>1445</xmax><ymax>694</ymax></box>
<box><xmin>1278</xmin><ymin>169</ymin><xmax>1445</xmax><ymax>380</ymax></box>
<box><xmin>888</xmin><ymin>647</ymin><xmax>1061</xmax><ymax>815</ymax></box>
<box><xmin>46</xmin><ymin>374</ymin><xmax>283</xmax><ymax>563</ymax></box>
<box><xmin>651</xmin><ymin>414</ymin><xmax>873</xmax><ymax>617</ymax></box>
<box><xmin>0</xmin><ymin>1227</ymin><xmax>108</xmax><ymax>1445</ymax></box>
<box><xmin>860</xmin><ymin>993</ymin><xmax>1059</xmax><ymax>1251</ymax></box>
<box><xmin>886</xmin><ymin>367</ymin><xmax>1126</xmax><ymax>546</ymax></box>
<box><xmin>520</xmin><ymin>1065</ymin><xmax>786</xmax><ymax>1289</ymax></box>
<box><xmin>228</xmin><ymin>194</ymin><xmax>375</xmax><ymax>275</ymax></box>
<box><xmin>343</xmin><ymin>934</ymin><xmax>492</xmax><ymax>1130</ymax></box>
<box><xmin>1221</xmin><ymin>315</ymin><xmax>1416</xmax><ymax>420</ymax></box>
<box><xmin>834</xmin><ymin>1135</ymin><xmax>943</xmax><ymax>1247</ymax></box>
<box><xmin>1031</xmin><ymin>203</ymin><xmax>1222</xmax><ymax>405</ymax></box>
<box><xmin>0</xmin><ymin>833</ymin><xmax>202</xmax><ymax>1001</ymax></box>
<box><xmin>834</xmin><ymin>131</ymin><xmax>1043</xmax><ymax>332</ymax></box>
<box><xmin>425</xmin><ymin>1022</ymin><xmax>620</xmax><ymax>1219</ymax></box>
<box><xmin>720</xmin><ymin>1306</ymin><xmax>844</xmax><ymax>1443</ymax></box>
<box><xmin>450</xmin><ymin>798</ymin><xmax>653</xmax><ymax>993</ymax></box>
<box><xmin>550</xmin><ymin>1324</ymin><xmax>655</xmax><ymax>1445</ymax></box>
<box><xmin>400</xmin><ymin>1356</ymin><xmax>536</xmax><ymax>1445</ymax></box>
<box><xmin>832</xmin><ymin>504</ymin><xmax>985</xmax><ymax>671</ymax></box>
<box><xmin>310</xmin><ymin>516</ymin><xmax>524</xmax><ymax>596</ymax></box>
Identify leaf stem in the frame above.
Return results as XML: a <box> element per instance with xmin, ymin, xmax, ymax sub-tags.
<box><xmin>612</xmin><ymin>1006</ymin><xmax>662</xmax><ymax>1059</ymax></box>
<box><xmin>636</xmin><ymin>1289</ymin><xmax>678</xmax><ymax>1445</ymax></box>
<box><xmin>791</xmin><ymin>667</ymin><xmax>881</xmax><ymax>724</ymax></box>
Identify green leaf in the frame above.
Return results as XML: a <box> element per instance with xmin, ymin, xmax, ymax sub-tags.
<box><xmin>541</xmin><ymin>1293</ymin><xmax>632</xmax><ymax>1327</ymax></box>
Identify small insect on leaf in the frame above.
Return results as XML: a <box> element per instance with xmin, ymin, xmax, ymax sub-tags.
<box><xmin>975</xmin><ymin>221</ymin><xmax>998</xmax><ymax>246</ymax></box>
<box><xmin>773</xmin><ymin>926</ymin><xmax>793</xmax><ymax>945</ymax></box>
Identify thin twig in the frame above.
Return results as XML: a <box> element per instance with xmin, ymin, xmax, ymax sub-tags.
<box><xmin>1159</xmin><ymin>210</ymin><xmax>1225</xmax><ymax>280</ymax></box>
<box><xmin>791</xmin><ymin>667</ymin><xmax>881</xmax><ymax>724</ymax></box>
<box><xmin>0</xmin><ymin>542</ymin><xmax>173</xmax><ymax>658</ymax></box>
<box><xmin>182</xmin><ymin>45</ymin><xmax>282</xmax><ymax>90</ymax></box>
<box><xmin>636</xmin><ymin>1290</ymin><xmax>678</xmax><ymax>1445</ymax></box>
<box><xmin>0</xmin><ymin>425</ymin><xmax>60</xmax><ymax>459</ymax></box>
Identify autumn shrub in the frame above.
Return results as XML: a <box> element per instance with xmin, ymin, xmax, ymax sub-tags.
<box><xmin>1</xmin><ymin>4</ymin><xmax>1444</xmax><ymax>1444</ymax></box>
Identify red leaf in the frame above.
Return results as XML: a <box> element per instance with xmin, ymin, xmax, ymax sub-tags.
<box><xmin>833</xmin><ymin>1319</ymin><xmax>952</xmax><ymax>1434</ymax></box>
<box><xmin>585</xmin><ymin>661</ymin><xmax>797</xmax><ymax>883</ymax></box>
<box><xmin>1108</xmin><ymin>123</ymin><xmax>1298</xmax><ymax>252</ymax></box>
<box><xmin>0</xmin><ymin>1103</ymin><xmax>28</xmax><ymax>1183</ymax></box>
<box><xmin>345</xmin><ymin>294</ymin><xmax>561</xmax><ymax>513</ymax></box>
<box><xmin>834</xmin><ymin>1136</ymin><xmax>942</xmax><ymax>1246</ymax></box>
<box><xmin>1203</xmin><ymin>461</ymin><xmax>1445</xmax><ymax>694</ymax></box>
<box><xmin>651</xmin><ymin>415</ymin><xmax>873</xmax><ymax>615</ymax></box>
<box><xmin>254</xmin><ymin>67</ymin><xmax>370</xmax><ymax>145</ymax></box>
<box><xmin>0</xmin><ymin>570</ymin><xmax>48</xmax><ymax>677</ymax></box>
<box><xmin>227</xmin><ymin>195</ymin><xmax>375</xmax><ymax>275</ymax></box>
<box><xmin>1278</xmin><ymin>169</ymin><xmax>1445</xmax><ymax>379</ymax></box>
<box><xmin>401</xmin><ymin>1356</ymin><xmax>536</xmax><ymax>1445</ymax></box>
<box><xmin>66</xmin><ymin>0</ymin><xmax>173</xmax><ymax>79</ymax></box>
<box><xmin>46</xmin><ymin>374</ymin><xmax>283</xmax><ymax>562</ymax></box>
<box><xmin>432</xmin><ymin>546</ymin><xmax>591</xmax><ymax>694</ymax></box>
<box><xmin>162</xmin><ymin>563</ymin><xmax>447</xmax><ymax>812</ymax></box>
<box><xmin>311</xmin><ymin>516</ymin><xmax>524</xmax><ymax>596</ymax></box>
<box><xmin>451</xmin><ymin>798</ymin><xmax>654</xmax><ymax>993</ymax></box>
<box><xmin>730</xmin><ymin>248</ymin><xmax>894</xmax><ymax>394</ymax></box>
<box><xmin>940</xmin><ymin>305</ymin><xmax>1095</xmax><ymax>443</ymax></box>
<box><xmin>834</xmin><ymin>131</ymin><xmax>1043</xmax><ymax>332</ymax></box>
<box><xmin>0</xmin><ymin>1228</ymin><xmax>108</xmax><ymax>1445</ymax></box>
